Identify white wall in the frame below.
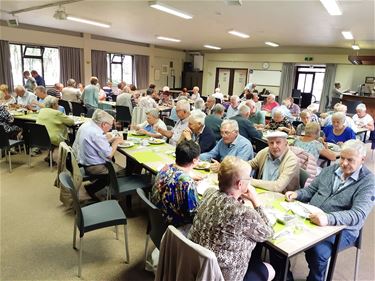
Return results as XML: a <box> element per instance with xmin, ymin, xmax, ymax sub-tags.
<box><xmin>335</xmin><ymin>65</ymin><xmax>375</xmax><ymax>91</ymax></box>
<box><xmin>0</xmin><ymin>25</ymin><xmax>186</xmax><ymax>89</ymax></box>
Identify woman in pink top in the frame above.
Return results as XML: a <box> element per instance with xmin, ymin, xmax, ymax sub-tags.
<box><xmin>262</xmin><ymin>94</ymin><xmax>279</xmax><ymax>112</ymax></box>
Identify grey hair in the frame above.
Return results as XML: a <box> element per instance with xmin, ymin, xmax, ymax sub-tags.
<box><xmin>213</xmin><ymin>103</ymin><xmax>225</xmax><ymax>114</ymax></box>
<box><xmin>356</xmin><ymin>103</ymin><xmax>366</xmax><ymax>111</ymax></box>
<box><xmin>244</xmin><ymin>99</ymin><xmax>255</xmax><ymax>107</ymax></box>
<box><xmin>304</xmin><ymin>122</ymin><xmax>321</xmax><ymax>137</ymax></box>
<box><xmin>189</xmin><ymin>111</ymin><xmax>206</xmax><ymax>124</ymax></box>
<box><xmin>35</xmin><ymin>85</ymin><xmax>46</xmax><ymax>93</ymax></box>
<box><xmin>230</xmin><ymin>95</ymin><xmax>240</xmax><ymax>102</ymax></box>
<box><xmin>44</xmin><ymin>95</ymin><xmax>59</xmax><ymax>108</ymax></box>
<box><xmin>221</xmin><ymin>119</ymin><xmax>239</xmax><ymax>131</ymax></box>
<box><xmin>194</xmin><ymin>98</ymin><xmax>205</xmax><ymax>110</ymax></box>
<box><xmin>14</xmin><ymin>85</ymin><xmax>26</xmax><ymax>92</ymax></box>
<box><xmin>146</xmin><ymin>108</ymin><xmax>160</xmax><ymax>119</ymax></box>
<box><xmin>268</xmin><ymin>94</ymin><xmax>275</xmax><ymax>100</ymax></box>
<box><xmin>238</xmin><ymin>104</ymin><xmax>250</xmax><ymax>115</ymax></box>
<box><xmin>207</xmin><ymin>95</ymin><xmax>216</xmax><ymax>102</ymax></box>
<box><xmin>272</xmin><ymin>109</ymin><xmax>285</xmax><ymax>118</ymax></box>
<box><xmin>341</xmin><ymin>139</ymin><xmax>367</xmax><ymax>158</ymax></box>
<box><xmin>332</xmin><ymin>112</ymin><xmax>346</xmax><ymax>123</ymax></box>
<box><xmin>67</xmin><ymin>79</ymin><xmax>76</xmax><ymax>87</ymax></box>
<box><xmin>176</xmin><ymin>99</ymin><xmax>191</xmax><ymax>112</ymax></box>
<box><xmin>92</xmin><ymin>109</ymin><xmax>114</xmax><ymax>125</ymax></box>
<box><xmin>300</xmin><ymin>109</ymin><xmax>311</xmax><ymax>118</ymax></box>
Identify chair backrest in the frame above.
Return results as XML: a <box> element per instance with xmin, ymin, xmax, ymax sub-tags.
<box><xmin>111</xmin><ymin>94</ymin><xmax>117</xmax><ymax>102</ymax></box>
<box><xmin>164</xmin><ymin>117</ymin><xmax>176</xmax><ymax>127</ymax></box>
<box><xmin>253</xmin><ymin>137</ymin><xmax>268</xmax><ymax>153</ymax></box>
<box><xmin>116</xmin><ymin>105</ymin><xmax>132</xmax><ymax>124</ymax></box>
<box><xmin>106</xmin><ymin>161</ymin><xmax>120</xmax><ymax>195</ymax></box>
<box><xmin>71</xmin><ymin>102</ymin><xmax>87</xmax><ymax>116</ymax></box>
<box><xmin>25</xmin><ymin>122</ymin><xmax>52</xmax><ymax>149</ymax></box>
<box><xmin>58</xmin><ymin>171</ymin><xmax>84</xmax><ymax>232</ymax></box>
<box><xmin>58</xmin><ymin>99</ymin><xmax>71</xmax><ymax>115</ymax></box>
<box><xmin>155</xmin><ymin>225</ymin><xmax>224</xmax><ymax>281</ymax></box>
<box><xmin>131</xmin><ymin>106</ymin><xmax>147</xmax><ymax>125</ymax></box>
<box><xmin>299</xmin><ymin>168</ymin><xmax>309</xmax><ymax>188</ymax></box>
<box><xmin>0</xmin><ymin>125</ymin><xmax>10</xmax><ymax>148</ymax></box>
<box><xmin>136</xmin><ymin>188</ymin><xmax>167</xmax><ymax>249</ymax></box>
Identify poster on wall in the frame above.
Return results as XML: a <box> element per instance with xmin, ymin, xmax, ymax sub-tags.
<box><xmin>161</xmin><ymin>65</ymin><xmax>168</xmax><ymax>75</ymax></box>
<box><xmin>154</xmin><ymin>69</ymin><xmax>160</xmax><ymax>81</ymax></box>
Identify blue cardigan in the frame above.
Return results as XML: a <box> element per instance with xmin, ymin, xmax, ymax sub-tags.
<box><xmin>323</xmin><ymin>125</ymin><xmax>355</xmax><ymax>143</ymax></box>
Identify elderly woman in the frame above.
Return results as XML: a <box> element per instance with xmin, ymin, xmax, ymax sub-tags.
<box><xmin>265</xmin><ymin>109</ymin><xmax>295</xmax><ymax>135</ymax></box>
<box><xmin>133</xmin><ymin>108</ymin><xmax>167</xmax><ymax>138</ymax></box>
<box><xmin>0</xmin><ymin>104</ymin><xmax>22</xmax><ymax>139</ymax></box>
<box><xmin>151</xmin><ymin>140</ymin><xmax>200</xmax><ymax>227</ymax></box>
<box><xmin>353</xmin><ymin>103</ymin><xmax>374</xmax><ymax>132</ymax></box>
<box><xmin>261</xmin><ymin>94</ymin><xmax>279</xmax><ymax>112</ymax></box>
<box><xmin>0</xmin><ymin>84</ymin><xmax>16</xmax><ymax>106</ymax></box>
<box><xmin>296</xmin><ymin>110</ymin><xmax>312</xmax><ymax>136</ymax></box>
<box><xmin>36</xmin><ymin>96</ymin><xmax>74</xmax><ymax>146</ymax></box>
<box><xmin>294</xmin><ymin>122</ymin><xmax>337</xmax><ymax>161</ymax></box>
<box><xmin>189</xmin><ymin>156</ymin><xmax>274</xmax><ymax>281</ymax></box>
<box><xmin>323</xmin><ymin>112</ymin><xmax>356</xmax><ymax>145</ymax></box>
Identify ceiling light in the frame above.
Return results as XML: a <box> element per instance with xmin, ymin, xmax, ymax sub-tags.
<box><xmin>352</xmin><ymin>44</ymin><xmax>360</xmax><ymax>50</ymax></box>
<box><xmin>320</xmin><ymin>0</ymin><xmax>342</xmax><ymax>16</ymax></box>
<box><xmin>66</xmin><ymin>16</ymin><xmax>110</xmax><ymax>28</ymax></box>
<box><xmin>204</xmin><ymin>45</ymin><xmax>221</xmax><ymax>50</ymax></box>
<box><xmin>228</xmin><ymin>30</ymin><xmax>250</xmax><ymax>38</ymax></box>
<box><xmin>156</xmin><ymin>36</ymin><xmax>181</xmax><ymax>42</ymax></box>
<box><xmin>341</xmin><ymin>31</ymin><xmax>354</xmax><ymax>40</ymax></box>
<box><xmin>265</xmin><ymin>41</ymin><xmax>279</xmax><ymax>47</ymax></box>
<box><xmin>149</xmin><ymin>1</ymin><xmax>192</xmax><ymax>19</ymax></box>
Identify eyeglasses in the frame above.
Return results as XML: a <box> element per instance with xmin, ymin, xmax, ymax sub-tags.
<box><xmin>220</xmin><ymin>130</ymin><xmax>235</xmax><ymax>136</ymax></box>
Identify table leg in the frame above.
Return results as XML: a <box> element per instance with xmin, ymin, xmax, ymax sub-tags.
<box><xmin>283</xmin><ymin>257</ymin><xmax>289</xmax><ymax>281</ymax></box>
<box><xmin>325</xmin><ymin>231</ymin><xmax>343</xmax><ymax>281</ymax></box>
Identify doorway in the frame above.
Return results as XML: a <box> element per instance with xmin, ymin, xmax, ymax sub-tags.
<box><xmin>215</xmin><ymin>68</ymin><xmax>248</xmax><ymax>96</ymax></box>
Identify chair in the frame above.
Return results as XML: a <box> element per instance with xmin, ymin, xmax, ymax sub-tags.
<box><xmin>253</xmin><ymin>137</ymin><xmax>268</xmax><ymax>153</ymax></box>
<box><xmin>58</xmin><ymin>99</ymin><xmax>71</xmax><ymax>115</ymax></box>
<box><xmin>163</xmin><ymin>117</ymin><xmax>176</xmax><ymax>127</ymax></box>
<box><xmin>0</xmin><ymin>126</ymin><xmax>26</xmax><ymax>172</ymax></box>
<box><xmin>71</xmin><ymin>102</ymin><xmax>87</xmax><ymax>116</ymax></box>
<box><xmin>58</xmin><ymin>171</ymin><xmax>130</xmax><ymax>277</ymax></box>
<box><xmin>155</xmin><ymin>225</ymin><xmax>224</xmax><ymax>281</ymax></box>
<box><xmin>116</xmin><ymin>106</ymin><xmax>132</xmax><ymax>129</ymax></box>
<box><xmin>136</xmin><ymin>188</ymin><xmax>167</xmax><ymax>268</ymax></box>
<box><xmin>25</xmin><ymin>123</ymin><xmax>53</xmax><ymax>169</ymax></box>
<box><xmin>299</xmin><ymin>168</ymin><xmax>309</xmax><ymax>188</ymax></box>
<box><xmin>292</xmin><ymin>120</ymin><xmax>303</xmax><ymax>130</ymax></box>
<box><xmin>131</xmin><ymin>106</ymin><xmax>147</xmax><ymax>125</ymax></box>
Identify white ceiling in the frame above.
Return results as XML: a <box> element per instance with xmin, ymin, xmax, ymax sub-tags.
<box><xmin>0</xmin><ymin>0</ymin><xmax>374</xmax><ymax>51</ymax></box>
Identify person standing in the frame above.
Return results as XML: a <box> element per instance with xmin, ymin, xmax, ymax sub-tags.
<box><xmin>31</xmin><ymin>70</ymin><xmax>45</xmax><ymax>87</ymax></box>
<box><xmin>23</xmin><ymin>71</ymin><xmax>36</xmax><ymax>92</ymax></box>
<box><xmin>82</xmin><ymin>76</ymin><xmax>100</xmax><ymax>113</ymax></box>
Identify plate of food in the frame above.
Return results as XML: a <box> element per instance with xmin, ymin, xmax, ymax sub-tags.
<box><xmin>148</xmin><ymin>138</ymin><xmax>166</xmax><ymax>144</ymax></box>
<box><xmin>327</xmin><ymin>143</ymin><xmax>341</xmax><ymax>152</ymax></box>
<box><xmin>118</xmin><ymin>141</ymin><xmax>135</xmax><ymax>148</ymax></box>
<box><xmin>130</xmin><ymin>130</ymin><xmax>146</xmax><ymax>136</ymax></box>
<box><xmin>194</xmin><ymin>161</ymin><xmax>211</xmax><ymax>170</ymax></box>
<box><xmin>280</xmin><ymin>201</ymin><xmax>323</xmax><ymax>219</ymax></box>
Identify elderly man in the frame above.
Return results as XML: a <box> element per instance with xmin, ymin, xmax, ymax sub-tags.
<box><xmin>280</xmin><ymin>140</ymin><xmax>374</xmax><ymax>281</ymax></box>
<box><xmin>15</xmin><ymin>85</ymin><xmax>37</xmax><ymax>109</ymax></box>
<box><xmin>226</xmin><ymin>95</ymin><xmax>240</xmax><ymax>118</ymax></box>
<box><xmin>47</xmin><ymin>83</ymin><xmax>64</xmax><ymax>98</ymax></box>
<box><xmin>190</xmin><ymin>86</ymin><xmax>200</xmax><ymax>100</ymax></box>
<box><xmin>205</xmin><ymin>103</ymin><xmax>224</xmax><ymax>141</ymax></box>
<box><xmin>82</xmin><ymin>76</ymin><xmax>99</xmax><ymax>111</ymax></box>
<box><xmin>191</xmin><ymin>98</ymin><xmax>206</xmax><ymax>116</ymax></box>
<box><xmin>73</xmin><ymin>109</ymin><xmax>123</xmax><ymax>200</ymax></box>
<box><xmin>23</xmin><ymin>71</ymin><xmax>36</xmax><ymax>92</ymax></box>
<box><xmin>179</xmin><ymin>111</ymin><xmax>216</xmax><ymax>153</ymax></box>
<box><xmin>133</xmin><ymin>108</ymin><xmax>167</xmax><ymax>138</ymax></box>
<box><xmin>249</xmin><ymin>131</ymin><xmax>299</xmax><ymax>193</ymax></box>
<box><xmin>116</xmin><ymin>85</ymin><xmax>133</xmax><ymax>112</ymax></box>
<box><xmin>200</xmin><ymin>120</ymin><xmax>254</xmax><ymax>171</ymax></box>
<box><xmin>31</xmin><ymin>70</ymin><xmax>45</xmax><ymax>87</ymax></box>
<box><xmin>205</xmin><ymin>95</ymin><xmax>216</xmax><ymax>115</ymax></box>
<box><xmin>62</xmin><ymin>79</ymin><xmax>81</xmax><ymax>102</ymax></box>
<box><xmin>262</xmin><ymin>94</ymin><xmax>279</xmax><ymax>112</ymax></box>
<box><xmin>157</xmin><ymin>99</ymin><xmax>190</xmax><ymax>146</ymax></box>
<box><xmin>32</xmin><ymin>86</ymin><xmax>65</xmax><ymax>113</ymax></box>
<box><xmin>243</xmin><ymin>99</ymin><xmax>266</xmax><ymax>126</ymax></box>
<box><xmin>230</xmin><ymin>104</ymin><xmax>262</xmax><ymax>142</ymax></box>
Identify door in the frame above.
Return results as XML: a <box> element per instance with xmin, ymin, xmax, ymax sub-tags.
<box><xmin>215</xmin><ymin>68</ymin><xmax>248</xmax><ymax>96</ymax></box>
<box><xmin>232</xmin><ymin>69</ymin><xmax>248</xmax><ymax>96</ymax></box>
<box><xmin>216</xmin><ymin>68</ymin><xmax>230</xmax><ymax>96</ymax></box>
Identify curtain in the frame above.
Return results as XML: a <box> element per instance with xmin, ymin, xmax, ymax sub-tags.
<box><xmin>91</xmin><ymin>50</ymin><xmax>107</xmax><ymax>87</ymax></box>
<box><xmin>59</xmin><ymin>46</ymin><xmax>83</xmax><ymax>85</ymax></box>
<box><xmin>0</xmin><ymin>40</ymin><xmax>14</xmax><ymax>90</ymax></box>
<box><xmin>278</xmin><ymin>63</ymin><xmax>296</xmax><ymax>102</ymax></box>
<box><xmin>319</xmin><ymin>64</ymin><xmax>337</xmax><ymax>112</ymax></box>
<box><xmin>134</xmin><ymin>55</ymin><xmax>149</xmax><ymax>89</ymax></box>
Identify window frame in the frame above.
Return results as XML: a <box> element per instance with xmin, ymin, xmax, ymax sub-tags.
<box><xmin>107</xmin><ymin>53</ymin><xmax>134</xmax><ymax>84</ymax></box>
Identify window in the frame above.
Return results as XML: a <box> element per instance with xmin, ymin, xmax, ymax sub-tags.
<box><xmin>9</xmin><ymin>44</ymin><xmax>60</xmax><ymax>87</ymax></box>
<box><xmin>107</xmin><ymin>53</ymin><xmax>133</xmax><ymax>85</ymax></box>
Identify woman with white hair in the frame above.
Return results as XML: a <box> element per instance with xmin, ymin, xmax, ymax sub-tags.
<box><xmin>265</xmin><ymin>109</ymin><xmax>295</xmax><ymax>135</ymax></box>
<box><xmin>0</xmin><ymin>84</ymin><xmax>16</xmax><ymax>105</ymax></box>
<box><xmin>261</xmin><ymin>94</ymin><xmax>279</xmax><ymax>112</ymax></box>
<box><xmin>323</xmin><ymin>112</ymin><xmax>355</xmax><ymax>145</ymax></box>
<box><xmin>133</xmin><ymin>109</ymin><xmax>167</xmax><ymax>138</ymax></box>
<box><xmin>353</xmin><ymin>103</ymin><xmax>374</xmax><ymax>131</ymax></box>
<box><xmin>212</xmin><ymin>87</ymin><xmax>224</xmax><ymax>101</ymax></box>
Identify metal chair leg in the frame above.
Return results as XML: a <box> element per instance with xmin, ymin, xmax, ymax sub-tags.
<box><xmin>23</xmin><ymin>144</ymin><xmax>27</xmax><ymax>155</ymax></box>
<box><xmin>78</xmin><ymin>237</ymin><xmax>83</xmax><ymax>277</ymax></box>
<box><xmin>354</xmin><ymin>248</ymin><xmax>360</xmax><ymax>281</ymax></box>
<box><xmin>8</xmin><ymin>150</ymin><xmax>12</xmax><ymax>172</ymax></box>
<box><xmin>73</xmin><ymin>219</ymin><xmax>78</xmax><ymax>250</ymax></box>
<box><xmin>124</xmin><ymin>224</ymin><xmax>130</xmax><ymax>264</ymax></box>
<box><xmin>50</xmin><ymin>150</ymin><xmax>53</xmax><ymax>170</ymax></box>
<box><xmin>144</xmin><ymin>235</ymin><xmax>150</xmax><ymax>268</ymax></box>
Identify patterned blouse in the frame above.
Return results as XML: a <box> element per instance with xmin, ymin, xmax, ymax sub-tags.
<box><xmin>294</xmin><ymin>138</ymin><xmax>324</xmax><ymax>160</ymax></box>
<box><xmin>188</xmin><ymin>188</ymin><xmax>274</xmax><ymax>281</ymax></box>
<box><xmin>151</xmin><ymin>164</ymin><xmax>198</xmax><ymax>227</ymax></box>
<box><xmin>0</xmin><ymin>105</ymin><xmax>21</xmax><ymax>138</ymax></box>
<box><xmin>267</xmin><ymin>116</ymin><xmax>293</xmax><ymax>131</ymax></box>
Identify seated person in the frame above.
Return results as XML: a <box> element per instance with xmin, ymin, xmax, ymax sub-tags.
<box><xmin>133</xmin><ymin>108</ymin><xmax>167</xmax><ymax>138</ymax></box>
<box><xmin>200</xmin><ymin>120</ymin><xmax>254</xmax><ymax>170</ymax></box>
<box><xmin>252</xmin><ymin>92</ymin><xmax>262</xmax><ymax>111</ymax></box>
<box><xmin>226</xmin><ymin>95</ymin><xmax>240</xmax><ymax>118</ymax></box>
<box><xmin>0</xmin><ymin>104</ymin><xmax>22</xmax><ymax>139</ymax></box>
<box><xmin>295</xmin><ymin>109</ymin><xmax>312</xmax><ymax>136</ymax></box>
<box><xmin>151</xmin><ymin>140</ymin><xmax>200</xmax><ymax>227</ymax></box>
<box><xmin>205</xmin><ymin>103</ymin><xmax>224</xmax><ymax>141</ymax></box>
<box><xmin>157</xmin><ymin>100</ymin><xmax>190</xmax><ymax>146</ymax></box>
<box><xmin>138</xmin><ymin>90</ymin><xmax>158</xmax><ymax>109</ymax></box>
<box><xmin>62</xmin><ymin>79</ymin><xmax>82</xmax><ymax>102</ymax></box>
<box><xmin>190</xmin><ymin>86</ymin><xmax>200</xmax><ymax>101</ymax></box>
<box><xmin>284</xmin><ymin>96</ymin><xmax>301</xmax><ymax>116</ymax></box>
<box><xmin>32</xmin><ymin>86</ymin><xmax>65</xmax><ymax>113</ymax></box>
<box><xmin>294</xmin><ymin>122</ymin><xmax>337</xmax><ymax>162</ymax></box>
<box><xmin>352</xmin><ymin>103</ymin><xmax>374</xmax><ymax>139</ymax></box>
<box><xmin>261</xmin><ymin>94</ymin><xmax>279</xmax><ymax>112</ymax></box>
<box><xmin>323</xmin><ymin>112</ymin><xmax>356</xmax><ymax>145</ymax></box>
<box><xmin>73</xmin><ymin>109</ymin><xmax>123</xmax><ymax>200</ymax></box>
<box><xmin>230</xmin><ymin>104</ymin><xmax>262</xmax><ymax>142</ymax></box>
<box><xmin>188</xmin><ymin>156</ymin><xmax>275</xmax><ymax>281</ymax></box>
<box><xmin>204</xmin><ymin>95</ymin><xmax>216</xmax><ymax>115</ymax></box>
<box><xmin>249</xmin><ymin>131</ymin><xmax>299</xmax><ymax>193</ymax></box>
<box><xmin>179</xmin><ymin>112</ymin><xmax>216</xmax><ymax>153</ymax></box>
<box><xmin>47</xmin><ymin>83</ymin><xmax>63</xmax><ymax>98</ymax></box>
<box><xmin>14</xmin><ymin>85</ymin><xmax>37</xmax><ymax>109</ymax></box>
<box><xmin>190</xmin><ymin>98</ymin><xmax>206</xmax><ymax>116</ymax></box>
<box><xmin>158</xmin><ymin>91</ymin><xmax>174</xmax><ymax>107</ymax></box>
<box><xmin>282</xmin><ymin>140</ymin><xmax>374</xmax><ymax>281</ymax></box>
<box><xmin>264</xmin><ymin>109</ymin><xmax>295</xmax><ymax>135</ymax></box>
<box><xmin>243</xmin><ymin>99</ymin><xmax>265</xmax><ymax>126</ymax></box>
<box><xmin>322</xmin><ymin>103</ymin><xmax>355</xmax><ymax>129</ymax></box>
<box><xmin>212</xmin><ymin>87</ymin><xmax>224</xmax><ymax>102</ymax></box>
<box><xmin>0</xmin><ymin>84</ymin><xmax>16</xmax><ymax>105</ymax></box>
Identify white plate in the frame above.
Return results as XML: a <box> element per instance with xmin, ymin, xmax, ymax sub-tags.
<box><xmin>327</xmin><ymin>143</ymin><xmax>341</xmax><ymax>152</ymax></box>
<box><xmin>280</xmin><ymin>201</ymin><xmax>323</xmax><ymax>218</ymax></box>
<box><xmin>118</xmin><ymin>141</ymin><xmax>135</xmax><ymax>148</ymax></box>
<box><xmin>194</xmin><ymin>161</ymin><xmax>211</xmax><ymax>170</ymax></box>
<box><xmin>130</xmin><ymin>130</ymin><xmax>146</xmax><ymax>136</ymax></box>
<box><xmin>148</xmin><ymin>138</ymin><xmax>166</xmax><ymax>144</ymax></box>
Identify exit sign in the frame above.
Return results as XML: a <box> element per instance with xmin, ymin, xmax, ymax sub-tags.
<box><xmin>304</xmin><ymin>57</ymin><xmax>314</xmax><ymax>61</ymax></box>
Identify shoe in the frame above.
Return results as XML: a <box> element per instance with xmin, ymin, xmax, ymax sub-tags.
<box><xmin>84</xmin><ymin>185</ymin><xmax>100</xmax><ymax>201</ymax></box>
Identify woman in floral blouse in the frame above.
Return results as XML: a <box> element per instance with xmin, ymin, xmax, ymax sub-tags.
<box><xmin>265</xmin><ymin>109</ymin><xmax>295</xmax><ymax>135</ymax></box>
<box><xmin>0</xmin><ymin>105</ymin><xmax>22</xmax><ymax>139</ymax></box>
<box><xmin>151</xmin><ymin>140</ymin><xmax>200</xmax><ymax>227</ymax></box>
<box><xmin>188</xmin><ymin>156</ymin><xmax>275</xmax><ymax>281</ymax></box>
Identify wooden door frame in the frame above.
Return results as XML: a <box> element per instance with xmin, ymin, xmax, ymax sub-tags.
<box><xmin>215</xmin><ymin>67</ymin><xmax>248</xmax><ymax>96</ymax></box>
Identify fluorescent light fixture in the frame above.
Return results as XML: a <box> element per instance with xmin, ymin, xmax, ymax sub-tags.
<box><xmin>204</xmin><ymin>45</ymin><xmax>221</xmax><ymax>50</ymax></box>
<box><xmin>156</xmin><ymin>36</ymin><xmax>181</xmax><ymax>42</ymax></box>
<box><xmin>265</xmin><ymin>41</ymin><xmax>279</xmax><ymax>47</ymax></box>
<box><xmin>341</xmin><ymin>31</ymin><xmax>354</xmax><ymax>40</ymax></box>
<box><xmin>228</xmin><ymin>30</ymin><xmax>250</xmax><ymax>38</ymax></box>
<box><xmin>320</xmin><ymin>0</ymin><xmax>342</xmax><ymax>16</ymax></box>
<box><xmin>149</xmin><ymin>1</ymin><xmax>192</xmax><ymax>19</ymax></box>
<box><xmin>352</xmin><ymin>44</ymin><xmax>360</xmax><ymax>50</ymax></box>
<box><xmin>67</xmin><ymin>16</ymin><xmax>110</xmax><ymax>28</ymax></box>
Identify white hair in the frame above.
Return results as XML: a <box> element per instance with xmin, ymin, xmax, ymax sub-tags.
<box><xmin>176</xmin><ymin>99</ymin><xmax>190</xmax><ymax>112</ymax></box>
<box><xmin>268</xmin><ymin>94</ymin><xmax>275</xmax><ymax>100</ymax></box>
<box><xmin>238</xmin><ymin>104</ymin><xmax>250</xmax><ymax>115</ymax></box>
<box><xmin>194</xmin><ymin>98</ymin><xmax>205</xmax><ymax>110</ymax></box>
<box><xmin>341</xmin><ymin>139</ymin><xmax>367</xmax><ymax>158</ymax></box>
<box><xmin>14</xmin><ymin>85</ymin><xmax>26</xmax><ymax>92</ymax></box>
<box><xmin>230</xmin><ymin>95</ymin><xmax>240</xmax><ymax>102</ymax></box>
<box><xmin>215</xmin><ymin>88</ymin><xmax>221</xmax><ymax>93</ymax></box>
<box><xmin>189</xmin><ymin>111</ymin><xmax>206</xmax><ymax>124</ymax></box>
<box><xmin>146</xmin><ymin>108</ymin><xmax>160</xmax><ymax>119</ymax></box>
<box><xmin>92</xmin><ymin>109</ymin><xmax>114</xmax><ymax>125</ymax></box>
<box><xmin>221</xmin><ymin>119</ymin><xmax>239</xmax><ymax>131</ymax></box>
<box><xmin>44</xmin><ymin>95</ymin><xmax>58</xmax><ymax>108</ymax></box>
<box><xmin>332</xmin><ymin>112</ymin><xmax>346</xmax><ymax>123</ymax></box>
<box><xmin>162</xmin><ymin>86</ymin><xmax>170</xmax><ymax>92</ymax></box>
<box><xmin>272</xmin><ymin>109</ymin><xmax>285</xmax><ymax>118</ymax></box>
<box><xmin>207</xmin><ymin>95</ymin><xmax>216</xmax><ymax>102</ymax></box>
<box><xmin>356</xmin><ymin>103</ymin><xmax>366</xmax><ymax>111</ymax></box>
<box><xmin>213</xmin><ymin>104</ymin><xmax>225</xmax><ymax>114</ymax></box>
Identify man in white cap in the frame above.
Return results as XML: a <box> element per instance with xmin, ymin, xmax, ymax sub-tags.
<box><xmin>249</xmin><ymin>131</ymin><xmax>299</xmax><ymax>193</ymax></box>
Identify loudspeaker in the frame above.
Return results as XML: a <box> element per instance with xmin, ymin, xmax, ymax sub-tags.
<box><xmin>183</xmin><ymin>62</ymin><xmax>193</xmax><ymax>72</ymax></box>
